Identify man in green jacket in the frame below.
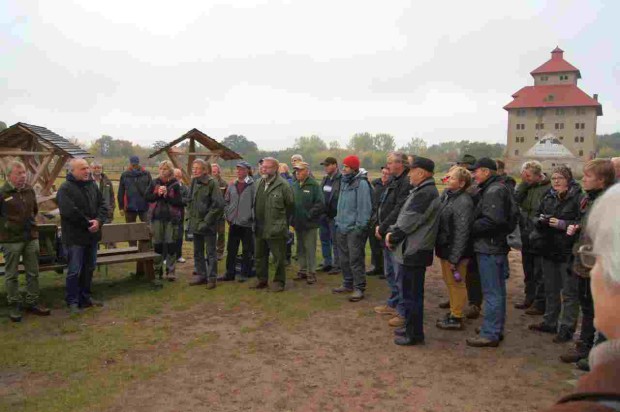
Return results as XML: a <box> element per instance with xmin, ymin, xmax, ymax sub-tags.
<box><xmin>0</xmin><ymin>160</ymin><xmax>51</xmax><ymax>322</ymax></box>
<box><xmin>252</xmin><ymin>157</ymin><xmax>294</xmax><ymax>292</ymax></box>
<box><xmin>514</xmin><ymin>160</ymin><xmax>551</xmax><ymax>313</ymax></box>
<box><xmin>292</xmin><ymin>162</ymin><xmax>324</xmax><ymax>285</ymax></box>
<box><xmin>187</xmin><ymin>159</ymin><xmax>225</xmax><ymax>288</ymax></box>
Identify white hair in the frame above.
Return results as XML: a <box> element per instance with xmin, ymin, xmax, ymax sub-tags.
<box><xmin>587</xmin><ymin>183</ymin><xmax>620</xmax><ymax>285</ymax></box>
<box><xmin>521</xmin><ymin>160</ymin><xmax>543</xmax><ymax>176</ymax></box>
<box><xmin>6</xmin><ymin>160</ymin><xmax>26</xmax><ymax>175</ymax></box>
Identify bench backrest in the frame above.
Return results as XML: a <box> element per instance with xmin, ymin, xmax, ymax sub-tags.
<box><xmin>101</xmin><ymin>223</ymin><xmax>151</xmax><ymax>244</ymax></box>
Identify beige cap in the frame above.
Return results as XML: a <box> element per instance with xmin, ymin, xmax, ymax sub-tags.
<box><xmin>293</xmin><ymin>161</ymin><xmax>310</xmax><ymax>170</ymax></box>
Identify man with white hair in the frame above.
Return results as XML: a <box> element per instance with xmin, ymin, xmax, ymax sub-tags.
<box><xmin>1</xmin><ymin>160</ymin><xmax>51</xmax><ymax>322</ymax></box>
<box><xmin>544</xmin><ymin>183</ymin><xmax>620</xmax><ymax>411</ymax></box>
<box><xmin>57</xmin><ymin>158</ymin><xmax>108</xmax><ymax>314</ymax></box>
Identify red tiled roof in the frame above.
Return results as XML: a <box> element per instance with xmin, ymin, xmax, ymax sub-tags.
<box><xmin>503</xmin><ymin>85</ymin><xmax>602</xmax><ymax>115</ymax></box>
<box><xmin>531</xmin><ymin>48</ymin><xmax>581</xmax><ymax>78</ymax></box>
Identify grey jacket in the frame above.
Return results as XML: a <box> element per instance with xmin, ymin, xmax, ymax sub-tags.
<box><xmin>388</xmin><ymin>178</ymin><xmax>441</xmax><ymax>266</ymax></box>
<box><xmin>224</xmin><ymin>178</ymin><xmax>257</xmax><ymax>228</ymax></box>
<box><xmin>435</xmin><ymin>188</ymin><xmax>474</xmax><ymax>265</ymax></box>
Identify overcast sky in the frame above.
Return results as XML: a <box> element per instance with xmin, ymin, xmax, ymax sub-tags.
<box><xmin>1</xmin><ymin>0</ymin><xmax>618</xmax><ymax>150</ymax></box>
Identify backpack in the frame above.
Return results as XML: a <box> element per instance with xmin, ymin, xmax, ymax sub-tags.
<box><xmin>492</xmin><ymin>181</ymin><xmax>519</xmax><ymax>234</ymax></box>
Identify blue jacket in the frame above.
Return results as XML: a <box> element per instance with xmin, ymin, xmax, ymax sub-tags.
<box><xmin>335</xmin><ymin>169</ymin><xmax>372</xmax><ymax>234</ymax></box>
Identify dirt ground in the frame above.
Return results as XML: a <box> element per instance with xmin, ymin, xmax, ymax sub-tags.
<box><xmin>90</xmin><ymin>250</ymin><xmax>581</xmax><ymax>412</ymax></box>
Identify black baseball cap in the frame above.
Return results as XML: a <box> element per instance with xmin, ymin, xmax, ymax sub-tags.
<box><xmin>410</xmin><ymin>156</ymin><xmax>435</xmax><ymax>173</ymax></box>
<box><xmin>471</xmin><ymin>157</ymin><xmax>498</xmax><ymax>171</ymax></box>
<box><xmin>320</xmin><ymin>157</ymin><xmax>338</xmax><ymax>166</ymax></box>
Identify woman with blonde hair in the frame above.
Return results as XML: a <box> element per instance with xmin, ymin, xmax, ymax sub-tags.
<box><xmin>145</xmin><ymin>160</ymin><xmax>184</xmax><ymax>286</ymax></box>
<box><xmin>435</xmin><ymin>166</ymin><xmax>474</xmax><ymax>330</ymax></box>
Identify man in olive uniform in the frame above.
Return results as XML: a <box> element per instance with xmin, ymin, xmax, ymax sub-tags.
<box><xmin>0</xmin><ymin>161</ymin><xmax>51</xmax><ymax>322</ymax></box>
<box><xmin>252</xmin><ymin>157</ymin><xmax>294</xmax><ymax>292</ymax></box>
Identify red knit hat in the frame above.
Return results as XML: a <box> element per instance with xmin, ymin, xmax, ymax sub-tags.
<box><xmin>343</xmin><ymin>155</ymin><xmax>360</xmax><ymax>170</ymax></box>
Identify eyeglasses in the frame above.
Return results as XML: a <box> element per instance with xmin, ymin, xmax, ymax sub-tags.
<box><xmin>577</xmin><ymin>244</ymin><xmax>597</xmax><ymax>269</ymax></box>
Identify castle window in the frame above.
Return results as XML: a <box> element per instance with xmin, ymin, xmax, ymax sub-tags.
<box><xmin>576</xmin><ymin>108</ymin><xmax>586</xmax><ymax>115</ymax></box>
<box><xmin>579</xmin><ymin>150</ymin><xmax>584</xmax><ymax>156</ymax></box>
<box><xmin>575</xmin><ymin>123</ymin><xmax>581</xmax><ymax>129</ymax></box>
<box><xmin>535</xmin><ymin>108</ymin><xmax>545</xmax><ymax>116</ymax></box>
<box><xmin>535</xmin><ymin>123</ymin><xmax>544</xmax><ymax>130</ymax></box>
<box><xmin>581</xmin><ymin>123</ymin><xmax>585</xmax><ymax>129</ymax></box>
<box><xmin>540</xmin><ymin>76</ymin><xmax>548</xmax><ymax>81</ymax></box>
<box><xmin>517</xmin><ymin>109</ymin><xmax>527</xmax><ymax>116</ymax></box>
<box><xmin>559</xmin><ymin>75</ymin><xmax>568</xmax><ymax>81</ymax></box>
<box><xmin>556</xmin><ymin>108</ymin><xmax>565</xmax><ymax>116</ymax></box>
<box><xmin>580</xmin><ymin>136</ymin><xmax>584</xmax><ymax>143</ymax></box>
<box><xmin>575</xmin><ymin>136</ymin><xmax>579</xmax><ymax>142</ymax></box>
<box><xmin>559</xmin><ymin>136</ymin><xmax>564</xmax><ymax>140</ymax></box>
<box><xmin>555</xmin><ymin>123</ymin><xmax>564</xmax><ymax>130</ymax></box>
<box><xmin>546</xmin><ymin>94</ymin><xmax>555</xmax><ymax>102</ymax></box>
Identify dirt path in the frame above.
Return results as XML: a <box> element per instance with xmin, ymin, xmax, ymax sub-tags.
<box><xmin>101</xmin><ymin>251</ymin><xmax>581</xmax><ymax>412</ymax></box>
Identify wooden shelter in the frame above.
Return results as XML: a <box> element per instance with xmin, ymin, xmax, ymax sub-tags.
<box><xmin>148</xmin><ymin>128</ymin><xmax>242</xmax><ymax>184</ymax></box>
<box><xmin>0</xmin><ymin>123</ymin><xmax>92</xmax><ymax>202</ymax></box>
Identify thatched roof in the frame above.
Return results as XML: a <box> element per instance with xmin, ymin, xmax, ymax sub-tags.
<box><xmin>148</xmin><ymin>128</ymin><xmax>242</xmax><ymax>160</ymax></box>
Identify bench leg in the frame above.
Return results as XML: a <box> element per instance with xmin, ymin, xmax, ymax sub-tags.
<box><xmin>136</xmin><ymin>260</ymin><xmax>154</xmax><ymax>281</ymax></box>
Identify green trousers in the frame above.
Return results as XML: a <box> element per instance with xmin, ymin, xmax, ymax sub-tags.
<box><xmin>296</xmin><ymin>228</ymin><xmax>318</xmax><ymax>274</ymax></box>
<box><xmin>151</xmin><ymin>220</ymin><xmax>179</xmax><ymax>280</ymax></box>
<box><xmin>255</xmin><ymin>237</ymin><xmax>287</xmax><ymax>285</ymax></box>
<box><xmin>2</xmin><ymin>240</ymin><xmax>40</xmax><ymax>305</ymax></box>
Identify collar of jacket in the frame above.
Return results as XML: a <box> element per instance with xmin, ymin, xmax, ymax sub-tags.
<box><xmin>477</xmin><ymin>174</ymin><xmax>500</xmax><ymax>191</ymax></box>
<box><xmin>586</xmin><ymin>187</ymin><xmax>604</xmax><ymax>201</ymax></box>
<box><xmin>326</xmin><ymin>170</ymin><xmax>341</xmax><ymax>181</ymax></box>
<box><xmin>66</xmin><ymin>173</ymin><xmax>93</xmax><ymax>187</ymax></box>
<box><xmin>412</xmin><ymin>177</ymin><xmax>435</xmax><ymax>191</ymax></box>
<box><xmin>390</xmin><ymin>167</ymin><xmax>410</xmax><ymax>185</ymax></box>
<box><xmin>195</xmin><ymin>175</ymin><xmax>212</xmax><ymax>185</ymax></box>
<box><xmin>443</xmin><ymin>187</ymin><xmax>466</xmax><ymax>199</ymax></box>
<box><xmin>298</xmin><ymin>177</ymin><xmax>317</xmax><ymax>188</ymax></box>
<box><xmin>263</xmin><ymin>175</ymin><xmax>283</xmax><ymax>192</ymax></box>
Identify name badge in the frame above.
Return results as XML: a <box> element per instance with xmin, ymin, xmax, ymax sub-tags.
<box><xmin>323</xmin><ymin>185</ymin><xmax>332</xmax><ymax>193</ymax></box>
<box><xmin>303</xmin><ymin>190</ymin><xmax>310</xmax><ymax>193</ymax></box>
<box><xmin>4</xmin><ymin>196</ymin><xmax>13</xmax><ymax>202</ymax></box>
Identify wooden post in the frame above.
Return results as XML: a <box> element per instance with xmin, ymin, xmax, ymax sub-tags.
<box><xmin>43</xmin><ymin>155</ymin><xmax>69</xmax><ymax>194</ymax></box>
<box><xmin>187</xmin><ymin>137</ymin><xmax>196</xmax><ymax>182</ymax></box>
<box><xmin>166</xmin><ymin>149</ymin><xmax>190</xmax><ymax>184</ymax></box>
<box><xmin>29</xmin><ymin>153</ymin><xmax>54</xmax><ymax>187</ymax></box>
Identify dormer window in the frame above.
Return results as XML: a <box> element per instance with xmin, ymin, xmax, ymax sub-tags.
<box><xmin>540</xmin><ymin>76</ymin><xmax>549</xmax><ymax>81</ymax></box>
<box><xmin>545</xmin><ymin>94</ymin><xmax>555</xmax><ymax>102</ymax></box>
<box><xmin>559</xmin><ymin>74</ymin><xmax>568</xmax><ymax>81</ymax></box>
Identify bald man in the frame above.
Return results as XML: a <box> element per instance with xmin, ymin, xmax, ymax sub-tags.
<box><xmin>57</xmin><ymin>158</ymin><xmax>109</xmax><ymax>314</ymax></box>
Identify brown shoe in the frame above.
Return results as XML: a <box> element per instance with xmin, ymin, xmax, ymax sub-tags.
<box><xmin>464</xmin><ymin>304</ymin><xmax>481</xmax><ymax>319</ymax></box>
<box><xmin>269</xmin><ymin>282</ymin><xmax>285</xmax><ymax>292</ymax></box>
<box><xmin>388</xmin><ymin>315</ymin><xmax>405</xmax><ymax>327</ymax></box>
<box><xmin>374</xmin><ymin>305</ymin><xmax>397</xmax><ymax>315</ymax></box>
<box><xmin>560</xmin><ymin>344</ymin><xmax>589</xmax><ymax>363</ymax></box>
<box><xmin>25</xmin><ymin>304</ymin><xmax>51</xmax><ymax>316</ymax></box>
<box><xmin>306</xmin><ymin>273</ymin><xmax>317</xmax><ymax>285</ymax></box>
<box><xmin>466</xmin><ymin>336</ymin><xmax>500</xmax><ymax>348</ymax></box>
<box><xmin>250</xmin><ymin>280</ymin><xmax>268</xmax><ymax>290</ymax></box>
<box><xmin>206</xmin><ymin>280</ymin><xmax>216</xmax><ymax>290</ymax></box>
<box><xmin>294</xmin><ymin>271</ymin><xmax>308</xmax><ymax>281</ymax></box>
<box><xmin>189</xmin><ymin>276</ymin><xmax>207</xmax><ymax>286</ymax></box>
<box><xmin>525</xmin><ymin>306</ymin><xmax>545</xmax><ymax>316</ymax></box>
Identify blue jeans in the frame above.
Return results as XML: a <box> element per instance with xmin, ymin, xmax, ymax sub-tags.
<box><xmin>383</xmin><ymin>248</ymin><xmax>404</xmax><ymax>317</ymax></box>
<box><xmin>477</xmin><ymin>253</ymin><xmax>508</xmax><ymax>341</ymax></box>
<box><xmin>399</xmin><ymin>263</ymin><xmax>427</xmax><ymax>341</ymax></box>
<box><xmin>319</xmin><ymin>217</ymin><xmax>339</xmax><ymax>268</ymax></box>
<box><xmin>65</xmin><ymin>241</ymin><xmax>98</xmax><ymax>306</ymax></box>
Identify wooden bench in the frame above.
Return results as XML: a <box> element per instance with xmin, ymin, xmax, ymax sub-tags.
<box><xmin>0</xmin><ymin>222</ymin><xmax>158</xmax><ymax>280</ymax></box>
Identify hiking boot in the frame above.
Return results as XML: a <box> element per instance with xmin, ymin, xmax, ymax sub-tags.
<box><xmin>436</xmin><ymin>315</ymin><xmax>464</xmax><ymax>331</ymax></box>
<box><xmin>348</xmin><ymin>290</ymin><xmax>364</xmax><ymax>302</ymax></box>
<box><xmin>25</xmin><ymin>303</ymin><xmax>51</xmax><ymax>316</ymax></box>
<box><xmin>269</xmin><ymin>282</ymin><xmax>285</xmax><ymax>293</ymax></box>
<box><xmin>294</xmin><ymin>271</ymin><xmax>308</xmax><ymax>281</ymax></box>
<box><xmin>438</xmin><ymin>300</ymin><xmax>450</xmax><ymax>309</ymax></box>
<box><xmin>216</xmin><ymin>274</ymin><xmax>235</xmax><ymax>282</ymax></box>
<box><xmin>68</xmin><ymin>304</ymin><xmax>83</xmax><ymax>316</ymax></box>
<box><xmin>317</xmin><ymin>264</ymin><xmax>332</xmax><ymax>272</ymax></box>
<box><xmin>466</xmin><ymin>336</ymin><xmax>500</xmax><ymax>348</ymax></box>
<box><xmin>528</xmin><ymin>322</ymin><xmax>557</xmax><ymax>334</ymax></box>
<box><xmin>394</xmin><ymin>336</ymin><xmax>425</xmax><ymax>346</ymax></box>
<box><xmin>560</xmin><ymin>344</ymin><xmax>589</xmax><ymax>363</ymax></box>
<box><xmin>374</xmin><ymin>305</ymin><xmax>397</xmax><ymax>315</ymax></box>
<box><xmin>474</xmin><ymin>326</ymin><xmax>504</xmax><ymax>341</ymax></box>
<box><xmin>576</xmin><ymin>357</ymin><xmax>590</xmax><ymax>372</ymax></box>
<box><xmin>553</xmin><ymin>327</ymin><xmax>574</xmax><ymax>344</ymax></box>
<box><xmin>250</xmin><ymin>280</ymin><xmax>269</xmax><ymax>290</ymax></box>
<box><xmin>464</xmin><ymin>304</ymin><xmax>481</xmax><ymax>319</ymax></box>
<box><xmin>388</xmin><ymin>315</ymin><xmax>405</xmax><ymax>327</ymax></box>
<box><xmin>189</xmin><ymin>276</ymin><xmax>207</xmax><ymax>286</ymax></box>
<box><xmin>9</xmin><ymin>304</ymin><xmax>22</xmax><ymax>322</ymax></box>
<box><xmin>525</xmin><ymin>306</ymin><xmax>545</xmax><ymax>316</ymax></box>
<box><xmin>328</xmin><ymin>267</ymin><xmax>341</xmax><ymax>275</ymax></box>
<box><xmin>81</xmin><ymin>299</ymin><xmax>104</xmax><ymax>308</ymax></box>
<box><xmin>206</xmin><ymin>280</ymin><xmax>217</xmax><ymax>290</ymax></box>
<box><xmin>332</xmin><ymin>286</ymin><xmax>353</xmax><ymax>294</ymax></box>
<box><xmin>394</xmin><ymin>327</ymin><xmax>406</xmax><ymax>337</ymax></box>
<box><xmin>306</xmin><ymin>273</ymin><xmax>317</xmax><ymax>285</ymax></box>
<box><xmin>514</xmin><ymin>299</ymin><xmax>533</xmax><ymax>310</ymax></box>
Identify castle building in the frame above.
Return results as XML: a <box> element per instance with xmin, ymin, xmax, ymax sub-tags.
<box><xmin>503</xmin><ymin>47</ymin><xmax>602</xmax><ymax>173</ymax></box>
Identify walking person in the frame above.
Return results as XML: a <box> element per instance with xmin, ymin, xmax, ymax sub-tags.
<box><xmin>212</xmin><ymin>163</ymin><xmax>228</xmax><ymax>260</ymax></box>
<box><xmin>57</xmin><ymin>158</ymin><xmax>109</xmax><ymax>314</ymax></box>
<box><xmin>528</xmin><ymin>166</ymin><xmax>582</xmax><ymax>343</ymax></box>
<box><xmin>385</xmin><ymin>157</ymin><xmax>441</xmax><ymax>346</ymax></box>
<box><xmin>1</xmin><ymin>160</ymin><xmax>51</xmax><ymax>322</ymax></box>
<box><xmin>251</xmin><ymin>157</ymin><xmax>294</xmax><ymax>292</ymax></box>
<box><xmin>219</xmin><ymin>161</ymin><xmax>256</xmax><ymax>283</ymax></box>
<box><xmin>145</xmin><ymin>161</ymin><xmax>185</xmax><ymax>286</ymax></box>
<box><xmin>292</xmin><ymin>162</ymin><xmax>324</xmax><ymax>285</ymax></box>
<box><xmin>332</xmin><ymin>155</ymin><xmax>372</xmax><ymax>302</ymax></box>
<box><xmin>435</xmin><ymin>166</ymin><xmax>474</xmax><ymax>331</ymax></box>
<box><xmin>187</xmin><ymin>160</ymin><xmax>225</xmax><ymax>288</ymax></box>
<box><xmin>466</xmin><ymin>158</ymin><xmax>514</xmax><ymax>347</ymax></box>
<box><xmin>514</xmin><ymin>161</ymin><xmax>551</xmax><ymax>313</ymax></box>
<box><xmin>118</xmin><ymin>156</ymin><xmax>152</xmax><ymax>245</ymax></box>
<box><xmin>373</xmin><ymin>152</ymin><xmax>412</xmax><ymax>326</ymax></box>
<box><xmin>318</xmin><ymin>156</ymin><xmax>342</xmax><ymax>275</ymax></box>
<box><xmin>173</xmin><ymin>168</ymin><xmax>190</xmax><ymax>263</ymax></box>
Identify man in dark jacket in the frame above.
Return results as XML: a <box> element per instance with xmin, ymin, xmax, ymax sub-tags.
<box><xmin>211</xmin><ymin>163</ymin><xmax>228</xmax><ymax>260</ymax></box>
<box><xmin>466</xmin><ymin>158</ymin><xmax>513</xmax><ymax>347</ymax></box>
<box><xmin>252</xmin><ymin>157</ymin><xmax>294</xmax><ymax>292</ymax></box>
<box><xmin>496</xmin><ymin>159</ymin><xmax>517</xmax><ymax>192</ymax></box>
<box><xmin>0</xmin><ymin>160</ymin><xmax>51</xmax><ymax>322</ymax></box>
<box><xmin>318</xmin><ymin>157</ymin><xmax>342</xmax><ymax>274</ymax></box>
<box><xmin>92</xmin><ymin>161</ymin><xmax>115</xmax><ymax>224</ymax></box>
<box><xmin>57</xmin><ymin>158</ymin><xmax>109</xmax><ymax>314</ymax></box>
<box><xmin>173</xmin><ymin>168</ymin><xmax>190</xmax><ymax>263</ymax></box>
<box><xmin>386</xmin><ymin>157</ymin><xmax>441</xmax><ymax>346</ymax></box>
<box><xmin>292</xmin><ymin>162</ymin><xmax>324</xmax><ymax>285</ymax></box>
<box><xmin>373</xmin><ymin>152</ymin><xmax>412</xmax><ymax>327</ymax></box>
<box><xmin>118</xmin><ymin>156</ymin><xmax>152</xmax><ymax>245</ymax></box>
<box><xmin>367</xmin><ymin>166</ymin><xmax>389</xmax><ymax>277</ymax></box>
<box><xmin>514</xmin><ymin>160</ymin><xmax>551</xmax><ymax>312</ymax></box>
